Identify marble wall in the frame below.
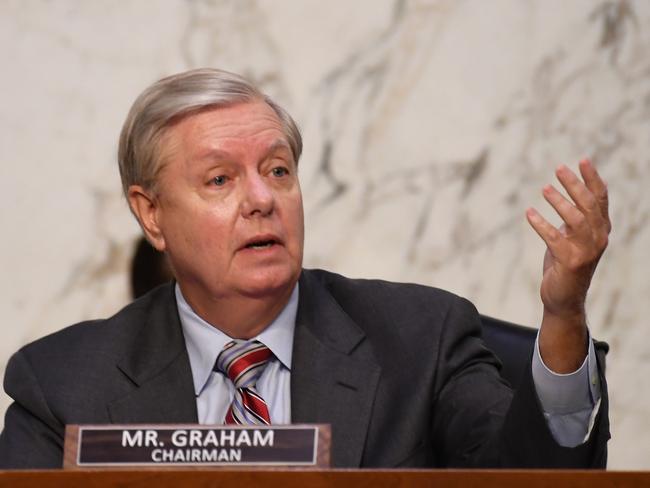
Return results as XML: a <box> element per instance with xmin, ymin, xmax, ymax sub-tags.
<box><xmin>1</xmin><ymin>0</ymin><xmax>648</xmax><ymax>468</ymax></box>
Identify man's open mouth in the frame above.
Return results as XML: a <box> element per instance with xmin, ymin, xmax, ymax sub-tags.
<box><xmin>245</xmin><ymin>239</ymin><xmax>277</xmax><ymax>249</ymax></box>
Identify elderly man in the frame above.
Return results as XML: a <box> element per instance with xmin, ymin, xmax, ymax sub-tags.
<box><xmin>0</xmin><ymin>68</ymin><xmax>610</xmax><ymax>468</ymax></box>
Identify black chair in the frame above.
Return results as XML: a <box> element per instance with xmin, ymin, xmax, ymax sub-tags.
<box><xmin>479</xmin><ymin>315</ymin><xmax>608</xmax><ymax>388</ymax></box>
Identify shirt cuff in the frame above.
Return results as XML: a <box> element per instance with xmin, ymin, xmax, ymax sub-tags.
<box><xmin>532</xmin><ymin>330</ymin><xmax>601</xmax><ymax>414</ymax></box>
<box><xmin>531</xmin><ymin>330</ymin><xmax>602</xmax><ymax>447</ymax></box>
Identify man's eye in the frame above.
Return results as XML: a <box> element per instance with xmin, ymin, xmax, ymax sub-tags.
<box><xmin>272</xmin><ymin>167</ymin><xmax>288</xmax><ymax>177</ymax></box>
<box><xmin>212</xmin><ymin>175</ymin><xmax>228</xmax><ymax>186</ymax></box>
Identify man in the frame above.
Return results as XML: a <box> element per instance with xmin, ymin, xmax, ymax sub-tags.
<box><xmin>0</xmin><ymin>68</ymin><xmax>610</xmax><ymax>468</ymax></box>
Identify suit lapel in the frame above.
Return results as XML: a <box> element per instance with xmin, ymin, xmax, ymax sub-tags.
<box><xmin>108</xmin><ymin>284</ymin><xmax>198</xmax><ymax>424</ymax></box>
<box><xmin>105</xmin><ymin>275</ymin><xmax>381</xmax><ymax>466</ymax></box>
<box><xmin>291</xmin><ymin>271</ymin><xmax>381</xmax><ymax>467</ymax></box>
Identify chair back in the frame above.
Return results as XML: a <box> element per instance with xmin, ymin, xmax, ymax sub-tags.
<box><xmin>480</xmin><ymin>315</ymin><xmax>609</xmax><ymax>388</ymax></box>
<box><xmin>480</xmin><ymin>315</ymin><xmax>537</xmax><ymax>387</ymax></box>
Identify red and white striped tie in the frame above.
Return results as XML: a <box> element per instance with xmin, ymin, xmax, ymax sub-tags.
<box><xmin>215</xmin><ymin>340</ymin><xmax>273</xmax><ymax>425</ymax></box>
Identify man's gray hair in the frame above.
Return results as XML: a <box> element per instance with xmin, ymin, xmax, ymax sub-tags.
<box><xmin>118</xmin><ymin>68</ymin><xmax>302</xmax><ymax>197</ymax></box>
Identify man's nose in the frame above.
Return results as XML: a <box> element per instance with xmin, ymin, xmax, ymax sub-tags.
<box><xmin>240</xmin><ymin>173</ymin><xmax>274</xmax><ymax>217</ymax></box>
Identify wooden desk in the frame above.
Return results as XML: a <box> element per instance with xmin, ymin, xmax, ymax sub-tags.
<box><xmin>0</xmin><ymin>469</ymin><xmax>648</xmax><ymax>488</ymax></box>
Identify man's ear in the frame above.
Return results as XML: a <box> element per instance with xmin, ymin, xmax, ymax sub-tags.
<box><xmin>128</xmin><ymin>185</ymin><xmax>166</xmax><ymax>251</ymax></box>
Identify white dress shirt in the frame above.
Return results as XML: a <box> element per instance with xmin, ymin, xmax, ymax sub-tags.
<box><xmin>176</xmin><ymin>283</ymin><xmax>297</xmax><ymax>425</ymax></box>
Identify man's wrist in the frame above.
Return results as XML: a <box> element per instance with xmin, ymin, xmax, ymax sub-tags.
<box><xmin>539</xmin><ymin>310</ymin><xmax>589</xmax><ymax>373</ymax></box>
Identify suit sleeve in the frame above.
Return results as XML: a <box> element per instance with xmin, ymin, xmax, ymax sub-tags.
<box><xmin>0</xmin><ymin>350</ymin><xmax>65</xmax><ymax>469</ymax></box>
<box><xmin>430</xmin><ymin>296</ymin><xmax>609</xmax><ymax>468</ymax></box>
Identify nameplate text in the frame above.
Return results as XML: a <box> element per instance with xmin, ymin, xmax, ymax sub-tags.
<box><xmin>63</xmin><ymin>424</ymin><xmax>330</xmax><ymax>468</ymax></box>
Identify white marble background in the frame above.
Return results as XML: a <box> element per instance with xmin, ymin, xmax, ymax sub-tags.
<box><xmin>1</xmin><ymin>0</ymin><xmax>648</xmax><ymax>468</ymax></box>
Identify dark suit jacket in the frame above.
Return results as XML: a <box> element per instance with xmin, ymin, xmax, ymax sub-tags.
<box><xmin>0</xmin><ymin>269</ymin><xmax>609</xmax><ymax>469</ymax></box>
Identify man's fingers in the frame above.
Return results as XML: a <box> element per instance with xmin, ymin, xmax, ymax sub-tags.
<box><xmin>554</xmin><ymin>164</ymin><xmax>607</xmax><ymax>232</ymax></box>
<box><xmin>542</xmin><ymin>184</ymin><xmax>587</xmax><ymax>234</ymax></box>
<box><xmin>554</xmin><ymin>162</ymin><xmax>611</xmax><ymax>242</ymax></box>
<box><xmin>526</xmin><ymin>207</ymin><xmax>564</xmax><ymax>256</ymax></box>
<box><xmin>578</xmin><ymin>159</ymin><xmax>611</xmax><ymax>232</ymax></box>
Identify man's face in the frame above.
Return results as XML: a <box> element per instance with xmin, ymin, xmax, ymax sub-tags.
<box><xmin>146</xmin><ymin>101</ymin><xmax>304</xmax><ymax>304</ymax></box>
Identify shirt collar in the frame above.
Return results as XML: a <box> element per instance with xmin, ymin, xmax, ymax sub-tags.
<box><xmin>175</xmin><ymin>283</ymin><xmax>298</xmax><ymax>396</ymax></box>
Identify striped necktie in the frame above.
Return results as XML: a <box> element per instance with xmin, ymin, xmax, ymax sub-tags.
<box><xmin>215</xmin><ymin>340</ymin><xmax>273</xmax><ymax>425</ymax></box>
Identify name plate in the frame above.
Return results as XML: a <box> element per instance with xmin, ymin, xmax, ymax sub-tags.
<box><xmin>63</xmin><ymin>424</ymin><xmax>330</xmax><ymax>468</ymax></box>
